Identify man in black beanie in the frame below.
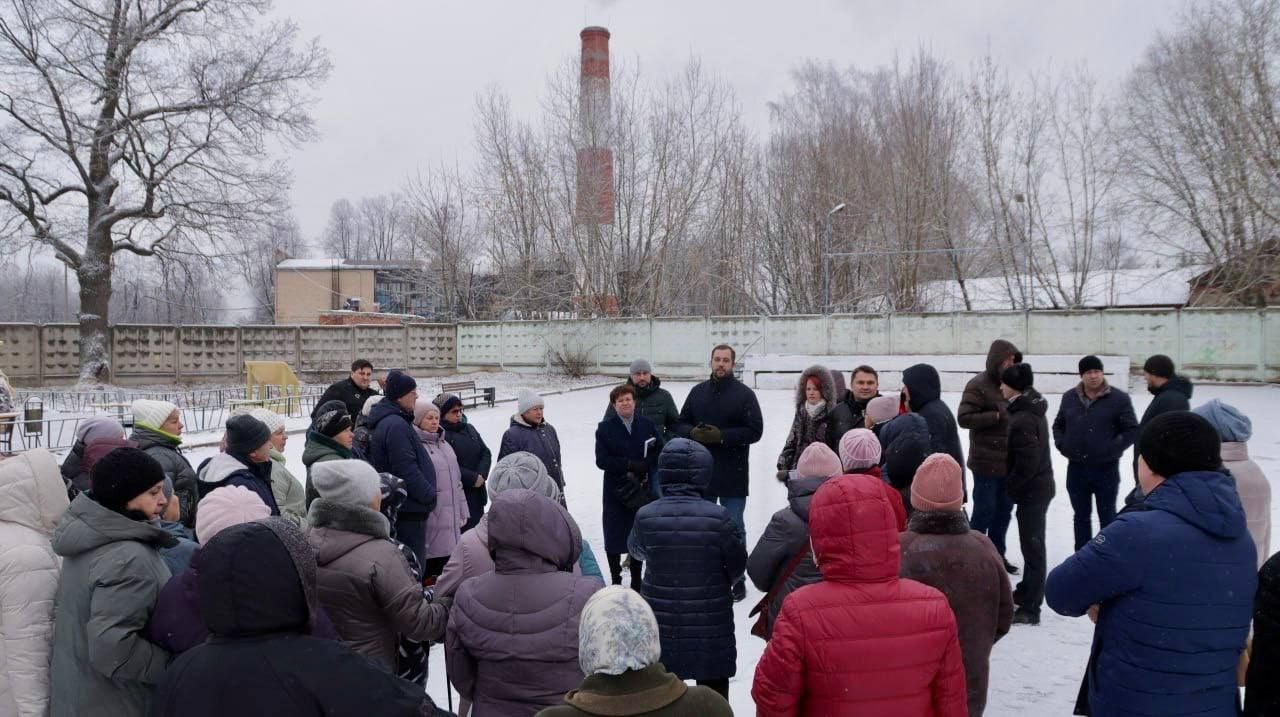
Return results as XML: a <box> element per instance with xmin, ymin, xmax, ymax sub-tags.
<box><xmin>1133</xmin><ymin>354</ymin><xmax>1193</xmax><ymax>498</ymax></box>
<box><xmin>1046</xmin><ymin>410</ymin><xmax>1255</xmax><ymax>716</ymax></box>
<box><xmin>999</xmin><ymin>364</ymin><xmax>1055</xmax><ymax>624</ymax></box>
<box><xmin>196</xmin><ymin>414</ymin><xmax>280</xmax><ymax>515</ymax></box>
<box><xmin>1052</xmin><ymin>355</ymin><xmax>1138</xmax><ymax>550</ymax></box>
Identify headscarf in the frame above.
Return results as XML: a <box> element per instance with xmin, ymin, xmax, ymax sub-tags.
<box><xmin>578</xmin><ymin>586</ymin><xmax>661</xmax><ymax>675</ymax></box>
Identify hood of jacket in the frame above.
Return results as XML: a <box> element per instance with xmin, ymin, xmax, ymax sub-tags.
<box><xmin>487</xmin><ymin>450</ymin><xmax>561</xmax><ymax>500</ymax></box>
<box><xmin>367</xmin><ymin>397</ymin><xmax>411</xmax><ymax>430</ymax></box>
<box><xmin>787</xmin><ymin>473</ymin><xmax>835</xmax><ymax>523</ymax></box>
<box><xmin>301</xmin><ymin>430</ymin><xmax>352</xmax><ymax>467</ymax></box>
<box><xmin>197</xmin><ymin>519</ymin><xmax>313</xmax><ymax>637</ymax></box>
<box><xmin>1145</xmin><ymin>469</ymin><xmax>1249</xmax><ymax>540</ymax></box>
<box><xmin>0</xmin><ymin>448</ymin><xmax>69</xmax><ymax>533</ymax></box>
<box><xmin>794</xmin><ymin>365</ymin><xmax>837</xmax><ymax>409</ymax></box>
<box><xmin>808</xmin><ymin>474</ymin><xmax>901</xmax><ymax>583</ymax></box>
<box><xmin>307</xmin><ymin>499</ymin><xmax>391</xmax><ymax>565</ymax></box>
<box><xmin>130</xmin><ymin>423</ymin><xmax>182</xmax><ymax>450</ymax></box>
<box><xmin>984</xmin><ymin>339</ymin><xmax>1020</xmax><ymax>382</ymax></box>
<box><xmin>1007</xmin><ymin>387</ymin><xmax>1048</xmax><ymax>418</ymax></box>
<box><xmin>52</xmin><ymin>492</ymin><xmax>177</xmax><ymax>557</ymax></box>
<box><xmin>486</xmin><ymin>488</ymin><xmax>582</xmax><ymax>574</ymax></box>
<box><xmin>1151</xmin><ymin>374</ymin><xmax>1194</xmax><ymax>400</ymax></box>
<box><xmin>656</xmin><ymin>438</ymin><xmax>713</xmax><ymax>498</ymax></box>
<box><xmin>878</xmin><ymin>412</ymin><xmax>929</xmax><ymax>451</ymax></box>
<box><xmin>199</xmin><ymin>451</ymin><xmax>264</xmax><ymax>485</ymax></box>
<box><xmin>901</xmin><ymin>363</ymin><xmax>942</xmax><ymax>411</ymax></box>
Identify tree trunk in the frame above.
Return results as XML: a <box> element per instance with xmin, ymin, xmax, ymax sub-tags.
<box><xmin>76</xmin><ymin>225</ymin><xmax>114</xmax><ymax>384</ymax></box>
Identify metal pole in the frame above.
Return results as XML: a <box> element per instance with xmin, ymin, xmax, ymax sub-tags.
<box><xmin>823</xmin><ymin>213</ymin><xmax>832</xmax><ymax>314</ymax></box>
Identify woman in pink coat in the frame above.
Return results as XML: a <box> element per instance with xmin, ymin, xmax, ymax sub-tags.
<box><xmin>414</xmin><ymin>399</ymin><xmax>469</xmax><ymax>580</ymax></box>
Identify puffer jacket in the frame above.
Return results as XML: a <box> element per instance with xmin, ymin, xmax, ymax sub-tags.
<box><xmin>900</xmin><ymin>509</ymin><xmax>1013</xmax><ymax>717</ymax></box>
<box><xmin>441</xmin><ymin>416</ymin><xmax>491</xmax><ymax>528</ymax></box>
<box><xmin>604</xmin><ymin>375</ymin><xmax>682</xmax><ymax>443</ymax></box>
<box><xmin>130</xmin><ymin>425</ymin><xmax>198</xmax><ymax>528</ymax></box>
<box><xmin>196</xmin><ymin>452</ymin><xmax>280</xmax><ymax>516</ymax></box>
<box><xmin>301</xmin><ymin>430</ymin><xmax>353</xmax><ymax>509</ymax></box>
<box><xmin>1046</xmin><ymin>470</ymin><xmax>1256</xmax><ymax>716</ymax></box>
<box><xmin>1222</xmin><ymin>441</ymin><xmax>1271</xmax><ymax>569</ymax></box>
<box><xmin>746</xmin><ymin>472</ymin><xmax>836</xmax><ymax>638</ymax></box>
<box><xmin>447</xmin><ymin>489</ymin><xmax>603</xmax><ymax>716</ymax></box>
<box><xmin>958</xmin><ymin>339</ymin><xmax>1020</xmax><ymax>476</ymax></box>
<box><xmin>1139</xmin><ymin>373</ymin><xmax>1194</xmax><ymax>432</ymax></box>
<box><xmin>49</xmin><ymin>494</ymin><xmax>176</xmax><ymax>717</ymax></box>
<box><xmin>628</xmin><ymin>439</ymin><xmax>747</xmax><ymax>681</ymax></box>
<box><xmin>877</xmin><ymin>411</ymin><xmax>930</xmax><ymax>462</ymax></box>
<box><xmin>366</xmin><ymin>399</ymin><xmax>436</xmax><ymax>515</ymax></box>
<box><xmin>1005</xmin><ymin>388</ymin><xmax>1056</xmax><ymax>505</ymax></box>
<box><xmin>752</xmin><ymin>474</ymin><xmax>967</xmax><ymax>717</ymax></box>
<box><xmin>307</xmin><ymin>499</ymin><xmax>445</xmax><ymax>672</ymax></box>
<box><xmin>268</xmin><ymin>448</ymin><xmax>307</xmax><ymax>528</ymax></box>
<box><xmin>673</xmin><ymin>374</ymin><xmax>764</xmax><ymax>498</ymax></box>
<box><xmin>417</xmin><ymin>428</ymin><xmax>469</xmax><ymax>561</ymax></box>
<box><xmin>901</xmin><ymin>363</ymin><xmax>966</xmax><ymax>479</ymax></box>
<box><xmin>777</xmin><ymin>365</ymin><xmax>843</xmax><ymax>471</ymax></box>
<box><xmin>1246</xmin><ymin>551</ymin><xmax>1280</xmax><ymax>716</ymax></box>
<box><xmin>0</xmin><ymin>450</ymin><xmax>69</xmax><ymax>717</ymax></box>
<box><xmin>498</xmin><ymin>415</ymin><xmax>566</xmax><ymax>493</ymax></box>
<box><xmin>1052</xmin><ymin>382</ymin><xmax>1139</xmax><ymax>467</ymax></box>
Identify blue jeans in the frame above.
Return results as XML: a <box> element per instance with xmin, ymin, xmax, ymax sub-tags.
<box><xmin>969</xmin><ymin>473</ymin><xmax>1013</xmax><ymax>556</ymax></box>
<box><xmin>1067</xmin><ymin>461</ymin><xmax>1120</xmax><ymax>551</ymax></box>
<box><xmin>716</xmin><ymin>496</ymin><xmax>746</xmax><ymax>539</ymax></box>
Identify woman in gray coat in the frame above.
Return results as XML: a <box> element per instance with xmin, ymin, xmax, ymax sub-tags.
<box><xmin>49</xmin><ymin>447</ymin><xmax>177</xmax><ymax>717</ymax></box>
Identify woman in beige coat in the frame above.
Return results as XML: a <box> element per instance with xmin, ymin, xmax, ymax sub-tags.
<box><xmin>1195</xmin><ymin>399</ymin><xmax>1271</xmax><ymax>568</ymax></box>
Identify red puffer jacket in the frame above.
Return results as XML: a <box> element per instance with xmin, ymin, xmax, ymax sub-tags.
<box><xmin>752</xmin><ymin>474</ymin><xmax>968</xmax><ymax>717</ymax></box>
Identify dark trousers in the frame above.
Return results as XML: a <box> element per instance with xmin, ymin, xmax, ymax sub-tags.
<box><xmin>395</xmin><ymin>515</ymin><xmax>427</xmax><ymax>567</ymax></box>
<box><xmin>697</xmin><ymin>678</ymin><xmax>729</xmax><ymax>700</ymax></box>
<box><xmin>421</xmin><ymin>556</ymin><xmax>448</xmax><ymax>582</ymax></box>
<box><xmin>606</xmin><ymin>552</ymin><xmax>643</xmax><ymax>590</ymax></box>
<box><xmin>1066</xmin><ymin>462</ymin><xmax>1120</xmax><ymax>551</ymax></box>
<box><xmin>1014</xmin><ymin>499</ymin><xmax>1050</xmax><ymax>613</ymax></box>
<box><xmin>970</xmin><ymin>473</ymin><xmax>1014</xmax><ymax>555</ymax></box>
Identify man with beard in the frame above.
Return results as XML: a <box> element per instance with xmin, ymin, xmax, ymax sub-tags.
<box><xmin>605</xmin><ymin>358</ymin><xmax>680</xmax><ymax>442</ymax></box>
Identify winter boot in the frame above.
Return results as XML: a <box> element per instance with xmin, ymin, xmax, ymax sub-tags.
<box><xmin>1004</xmin><ymin>558</ymin><xmax>1020</xmax><ymax>575</ymax></box>
<box><xmin>1012</xmin><ymin>607</ymin><xmax>1040</xmax><ymax>625</ymax></box>
<box><xmin>731</xmin><ymin>577</ymin><xmax>746</xmax><ymax>602</ymax></box>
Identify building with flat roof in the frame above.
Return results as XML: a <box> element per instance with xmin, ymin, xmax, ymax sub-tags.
<box><xmin>274</xmin><ymin>258</ymin><xmax>428</xmax><ymax>324</ymax></box>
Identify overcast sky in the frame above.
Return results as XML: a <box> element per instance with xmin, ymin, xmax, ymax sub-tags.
<box><xmin>270</xmin><ymin>0</ymin><xmax>1181</xmax><ymax>242</ymax></box>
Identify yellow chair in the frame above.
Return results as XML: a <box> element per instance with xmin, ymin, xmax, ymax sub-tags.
<box><xmin>239</xmin><ymin>361</ymin><xmax>302</xmax><ymax>415</ymax></box>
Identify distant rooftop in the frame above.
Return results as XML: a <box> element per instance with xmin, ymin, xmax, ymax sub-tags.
<box><xmin>276</xmin><ymin>258</ymin><xmax>421</xmax><ymax>271</ymax></box>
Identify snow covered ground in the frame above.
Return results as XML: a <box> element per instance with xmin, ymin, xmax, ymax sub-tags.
<box><xmin>186</xmin><ymin>377</ymin><xmax>1280</xmax><ymax>715</ymax></box>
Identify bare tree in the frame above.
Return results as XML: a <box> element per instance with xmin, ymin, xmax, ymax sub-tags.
<box><xmin>320</xmin><ymin>198</ymin><xmax>360</xmax><ymax>258</ymax></box>
<box><xmin>0</xmin><ymin>0</ymin><xmax>329</xmax><ymax>382</ymax></box>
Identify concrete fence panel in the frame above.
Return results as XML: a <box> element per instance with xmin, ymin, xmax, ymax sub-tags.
<box><xmin>500</xmin><ymin>321</ymin><xmax>551</xmax><ymax>367</ymax></box>
<box><xmin>828</xmin><ymin>315</ymin><xmax>890</xmax><ymax>354</ymax></box>
<box><xmin>955</xmin><ymin>312</ymin><xmax>1027</xmax><ymax>354</ymax></box>
<box><xmin>298</xmin><ymin>327</ymin><xmax>354</xmax><ymax>373</ymax></box>
<box><xmin>1101</xmin><ymin>310</ymin><xmax>1181</xmax><ymax>368</ymax></box>
<box><xmin>708</xmin><ymin>316</ymin><xmax>765</xmax><ymax>357</ymax></box>
<box><xmin>651</xmin><ymin>318</ymin><xmax>709</xmax><ymax>376</ymax></box>
<box><xmin>178</xmin><ymin>326</ymin><xmax>240</xmax><ymax>379</ymax></box>
<box><xmin>1179</xmin><ymin>309</ymin><xmax>1264</xmax><ymax>381</ymax></box>
<box><xmin>111</xmin><ymin>325</ymin><xmax>177</xmax><ymax>378</ymax></box>
<box><xmin>406</xmin><ymin>324</ymin><xmax>455</xmax><ymax>369</ymax></box>
<box><xmin>596</xmin><ymin>319</ymin><xmax>650</xmax><ymax>369</ymax></box>
<box><xmin>239</xmin><ymin>326</ymin><xmax>298</xmax><ymax>366</ymax></box>
<box><xmin>1265</xmin><ymin>309</ymin><xmax>1280</xmax><ymax>379</ymax></box>
<box><xmin>456</xmin><ymin>322</ymin><xmax>502</xmax><ymax>367</ymax></box>
<box><xmin>1028</xmin><ymin>311</ymin><xmax>1104</xmax><ymax>355</ymax></box>
<box><xmin>355</xmin><ymin>326</ymin><xmax>408</xmax><ymax>370</ymax></box>
<box><xmin>0</xmin><ymin>324</ymin><xmax>42</xmax><ymax>380</ymax></box>
<box><xmin>763</xmin><ymin>316</ymin><xmax>827</xmax><ymax>355</ymax></box>
<box><xmin>890</xmin><ymin>314</ymin><xmax>956</xmax><ymax>354</ymax></box>
<box><xmin>40</xmin><ymin>325</ymin><xmax>80</xmax><ymax>380</ymax></box>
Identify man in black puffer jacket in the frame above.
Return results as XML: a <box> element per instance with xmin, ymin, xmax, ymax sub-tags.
<box><xmin>1133</xmin><ymin>354</ymin><xmax>1194</xmax><ymax>491</ymax></box>
<box><xmin>901</xmin><ymin>363</ymin><xmax>966</xmax><ymax>499</ymax></box>
<box><xmin>1000</xmin><ymin>364</ymin><xmax>1055</xmax><ymax>625</ymax></box>
<box><xmin>629</xmin><ymin>438</ymin><xmax>747</xmax><ymax>700</ymax></box>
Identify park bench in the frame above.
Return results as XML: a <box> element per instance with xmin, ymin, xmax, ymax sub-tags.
<box><xmin>441</xmin><ymin>380</ymin><xmax>496</xmax><ymax>409</ymax></box>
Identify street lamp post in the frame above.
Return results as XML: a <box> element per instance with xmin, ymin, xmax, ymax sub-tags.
<box><xmin>823</xmin><ymin>202</ymin><xmax>847</xmax><ymax>314</ymax></box>
<box><xmin>1013</xmin><ymin>193</ymin><xmax>1033</xmax><ymax>310</ymax></box>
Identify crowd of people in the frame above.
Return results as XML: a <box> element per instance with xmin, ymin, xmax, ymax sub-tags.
<box><xmin>0</xmin><ymin>342</ymin><xmax>1274</xmax><ymax>716</ymax></box>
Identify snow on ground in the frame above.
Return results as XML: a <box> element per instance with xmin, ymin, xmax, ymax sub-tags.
<box><xmin>187</xmin><ymin>378</ymin><xmax>1280</xmax><ymax>715</ymax></box>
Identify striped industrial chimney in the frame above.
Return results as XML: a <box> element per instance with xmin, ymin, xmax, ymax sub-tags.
<box><xmin>577</xmin><ymin>26</ymin><xmax>614</xmax><ymax>225</ymax></box>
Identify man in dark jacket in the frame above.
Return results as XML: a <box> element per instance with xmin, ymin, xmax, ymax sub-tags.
<box><xmin>311</xmin><ymin>358</ymin><xmax>381</xmax><ymax>421</ymax></box>
<box><xmin>604</xmin><ymin>358</ymin><xmax>680</xmax><ymax>442</ymax></box>
<box><xmin>674</xmin><ymin>344</ymin><xmax>762</xmax><ymax>601</ymax></box>
<box><xmin>1246</xmin><ymin>550</ymin><xmax>1280</xmax><ymax>716</ymax></box>
<box><xmin>1133</xmin><ymin>354</ymin><xmax>1194</xmax><ymax>488</ymax></box>
<box><xmin>901</xmin><ymin>363</ymin><xmax>966</xmax><ymax>498</ymax></box>
<box><xmin>629</xmin><ymin>438</ymin><xmax>747</xmax><ymax>699</ymax></box>
<box><xmin>842</xmin><ymin>365</ymin><xmax>882</xmax><ymax>430</ymax></box>
<box><xmin>1000</xmin><ymin>364</ymin><xmax>1055</xmax><ymax>625</ymax></box>
<box><xmin>366</xmin><ymin>370</ymin><xmax>437</xmax><ymax>565</ymax></box>
<box><xmin>1047</xmin><ymin>411</ymin><xmax>1255</xmax><ymax>717</ymax></box>
<box><xmin>959</xmin><ymin>339</ymin><xmax>1021</xmax><ymax>573</ymax></box>
<box><xmin>435</xmin><ymin>392</ymin><xmax>492</xmax><ymax>531</ymax></box>
<box><xmin>1053</xmin><ymin>355</ymin><xmax>1139</xmax><ymax>550</ymax></box>
<box><xmin>151</xmin><ymin>519</ymin><xmax>444</xmax><ymax>717</ymax></box>
<box><xmin>196</xmin><ymin>414</ymin><xmax>281</xmax><ymax>515</ymax></box>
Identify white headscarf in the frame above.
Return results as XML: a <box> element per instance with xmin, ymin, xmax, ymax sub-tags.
<box><xmin>578</xmin><ymin>586</ymin><xmax>661</xmax><ymax>676</ymax></box>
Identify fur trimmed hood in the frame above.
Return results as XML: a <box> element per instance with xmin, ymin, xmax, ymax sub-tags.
<box><xmin>906</xmin><ymin>509</ymin><xmax>971</xmax><ymax>536</ymax></box>
<box><xmin>794</xmin><ymin>365</ymin><xmax>837</xmax><ymax>409</ymax></box>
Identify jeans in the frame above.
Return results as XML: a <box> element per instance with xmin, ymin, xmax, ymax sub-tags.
<box><xmin>969</xmin><ymin>473</ymin><xmax>1013</xmax><ymax>556</ymax></box>
<box><xmin>1014</xmin><ymin>499</ymin><xmax>1050</xmax><ymax>613</ymax></box>
<box><xmin>1067</xmin><ymin>462</ymin><xmax>1120</xmax><ymax>551</ymax></box>
<box><xmin>716</xmin><ymin>496</ymin><xmax>747</xmax><ymax>538</ymax></box>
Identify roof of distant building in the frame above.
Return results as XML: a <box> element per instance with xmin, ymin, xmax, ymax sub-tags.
<box><xmin>276</xmin><ymin>258</ymin><xmax>422</xmax><ymax>271</ymax></box>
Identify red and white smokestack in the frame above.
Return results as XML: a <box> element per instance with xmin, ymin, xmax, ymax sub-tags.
<box><xmin>577</xmin><ymin>26</ymin><xmax>614</xmax><ymax>225</ymax></box>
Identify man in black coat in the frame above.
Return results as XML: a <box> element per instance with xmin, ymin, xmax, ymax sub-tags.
<box><xmin>1000</xmin><ymin>364</ymin><xmax>1055</xmax><ymax>625</ymax></box>
<box><xmin>365</xmin><ymin>370</ymin><xmax>437</xmax><ymax>564</ymax></box>
<box><xmin>311</xmin><ymin>359</ymin><xmax>381</xmax><ymax>421</ymax></box>
<box><xmin>1130</xmin><ymin>354</ymin><xmax>1194</xmax><ymax>498</ymax></box>
<box><xmin>674</xmin><ymin>344</ymin><xmax>762</xmax><ymax>602</ymax></box>
<box><xmin>842</xmin><ymin>365</ymin><xmax>883</xmax><ymax>430</ymax></box>
<box><xmin>1053</xmin><ymin>355</ymin><xmax>1139</xmax><ymax>550</ymax></box>
<box><xmin>901</xmin><ymin>363</ymin><xmax>966</xmax><ymax>499</ymax></box>
<box><xmin>1246</xmin><ymin>550</ymin><xmax>1280</xmax><ymax>716</ymax></box>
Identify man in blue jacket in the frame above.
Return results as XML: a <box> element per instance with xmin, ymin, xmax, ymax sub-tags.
<box><xmin>1052</xmin><ymin>355</ymin><xmax>1139</xmax><ymax>550</ymax></box>
<box><xmin>1046</xmin><ymin>411</ymin><xmax>1256</xmax><ymax>717</ymax></box>
<box><xmin>366</xmin><ymin>370</ymin><xmax>437</xmax><ymax>565</ymax></box>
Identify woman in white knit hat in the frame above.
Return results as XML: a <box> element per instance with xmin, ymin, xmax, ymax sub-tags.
<box><xmin>497</xmin><ymin>389</ymin><xmax>565</xmax><ymax>502</ymax></box>
<box><xmin>129</xmin><ymin>399</ymin><xmax>199</xmax><ymax>528</ymax></box>
<box><xmin>250</xmin><ymin>407</ymin><xmax>307</xmax><ymax>528</ymax></box>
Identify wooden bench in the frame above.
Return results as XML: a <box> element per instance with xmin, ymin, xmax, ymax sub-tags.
<box><xmin>440</xmin><ymin>380</ymin><xmax>496</xmax><ymax>409</ymax></box>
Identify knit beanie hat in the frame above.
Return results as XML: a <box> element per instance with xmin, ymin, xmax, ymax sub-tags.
<box><xmin>90</xmin><ymin>446</ymin><xmax>166</xmax><ymax>514</ymax></box>
<box><xmin>433</xmin><ymin>393</ymin><xmax>463</xmax><ymax>416</ymax></box>
<box><xmin>1001</xmin><ymin>363</ymin><xmax>1034</xmax><ymax>393</ymax></box>
<box><xmin>1078</xmin><ymin>355</ymin><xmax>1104</xmax><ymax>375</ymax></box>
<box><xmin>517</xmin><ymin>389</ymin><xmax>544</xmax><ymax>416</ymax></box>
<box><xmin>865</xmin><ymin>395</ymin><xmax>899</xmax><ymax>425</ymax></box>
<box><xmin>132</xmin><ymin>399</ymin><xmax>179</xmax><ymax>432</ymax></box>
<box><xmin>1138</xmin><ymin>411</ymin><xmax>1222</xmax><ymax>478</ymax></box>
<box><xmin>884</xmin><ymin>433</ymin><xmax>930</xmax><ymax>492</ymax></box>
<box><xmin>629</xmin><ymin>358</ymin><xmax>653</xmax><ymax>375</ymax></box>
<box><xmin>910</xmin><ymin>453</ymin><xmax>964</xmax><ymax>512</ymax></box>
<box><xmin>383</xmin><ymin>370</ymin><xmax>417</xmax><ymax>401</ymax></box>
<box><xmin>360</xmin><ymin>395</ymin><xmax>382</xmax><ymax>417</ymax></box>
<box><xmin>487</xmin><ymin>451</ymin><xmax>562</xmax><ymax>501</ymax></box>
<box><xmin>796</xmin><ymin>442</ymin><xmax>843</xmax><ymax>480</ymax></box>
<box><xmin>225</xmin><ymin>414</ymin><xmax>271</xmax><ymax>457</ymax></box>
<box><xmin>76</xmin><ymin>415</ymin><xmax>126</xmax><ymax>445</ymax></box>
<box><xmin>82</xmin><ymin>438</ymin><xmax>138</xmax><ymax>476</ymax></box>
<box><xmin>839</xmin><ymin>428</ymin><xmax>882</xmax><ymax>472</ymax></box>
<box><xmin>249</xmin><ymin>408</ymin><xmax>286</xmax><ymax>435</ymax></box>
<box><xmin>310</xmin><ymin>400</ymin><xmax>352</xmax><ymax>438</ymax></box>
<box><xmin>1193</xmin><ymin>399</ymin><xmax>1253</xmax><ymax>443</ymax></box>
<box><xmin>195</xmin><ymin>484</ymin><xmax>270</xmax><ymax>543</ymax></box>
<box><xmin>413</xmin><ymin>398</ymin><xmax>440</xmax><ymax>424</ymax></box>
<box><xmin>311</xmin><ymin>459</ymin><xmax>381</xmax><ymax>507</ymax></box>
<box><xmin>578</xmin><ymin>586</ymin><xmax>661</xmax><ymax>676</ymax></box>
<box><xmin>1143</xmin><ymin>354</ymin><xmax>1175</xmax><ymax>379</ymax></box>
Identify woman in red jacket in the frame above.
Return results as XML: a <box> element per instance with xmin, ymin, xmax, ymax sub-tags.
<box><xmin>752</xmin><ymin>473</ymin><xmax>968</xmax><ymax>717</ymax></box>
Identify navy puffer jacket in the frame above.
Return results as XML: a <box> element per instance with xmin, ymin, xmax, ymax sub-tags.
<box><xmin>901</xmin><ymin>364</ymin><xmax>966</xmax><ymax>477</ymax></box>
<box><xmin>1046</xmin><ymin>470</ymin><xmax>1256</xmax><ymax>716</ymax></box>
<box><xmin>628</xmin><ymin>439</ymin><xmax>747</xmax><ymax>681</ymax></box>
<box><xmin>366</xmin><ymin>399</ymin><xmax>437</xmax><ymax>515</ymax></box>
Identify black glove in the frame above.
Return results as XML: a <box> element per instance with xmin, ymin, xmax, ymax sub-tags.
<box><xmin>627</xmin><ymin>460</ymin><xmax>648</xmax><ymax>476</ymax></box>
<box><xmin>776</xmin><ymin>469</ymin><xmax>790</xmax><ymax>482</ymax></box>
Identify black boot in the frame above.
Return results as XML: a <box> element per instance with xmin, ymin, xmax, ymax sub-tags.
<box><xmin>606</xmin><ymin>552</ymin><xmax>623</xmax><ymax>586</ymax></box>
<box><xmin>629</xmin><ymin>559</ymin><xmax>643</xmax><ymax>592</ymax></box>
<box><xmin>731</xmin><ymin>578</ymin><xmax>746</xmax><ymax>602</ymax></box>
<box><xmin>1012</xmin><ymin>607</ymin><xmax>1040</xmax><ymax>625</ymax></box>
<box><xmin>1004</xmin><ymin>558</ymin><xmax>1020</xmax><ymax>575</ymax></box>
